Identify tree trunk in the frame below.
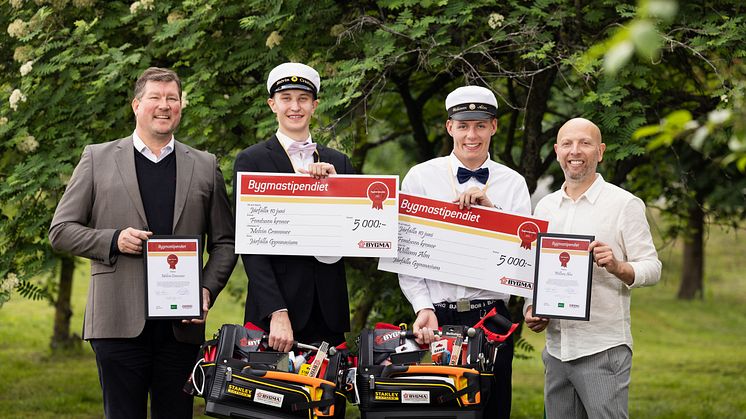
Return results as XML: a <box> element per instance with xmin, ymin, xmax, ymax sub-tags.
<box><xmin>678</xmin><ymin>203</ymin><xmax>705</xmax><ymax>300</ymax></box>
<box><xmin>507</xmin><ymin>295</ymin><xmax>525</xmax><ymax>341</ymax></box>
<box><xmin>351</xmin><ymin>290</ymin><xmax>377</xmax><ymax>334</ymax></box>
<box><xmin>50</xmin><ymin>256</ymin><xmax>80</xmax><ymax>351</ymax></box>
<box><xmin>520</xmin><ymin>67</ymin><xmax>558</xmax><ymax>193</ymax></box>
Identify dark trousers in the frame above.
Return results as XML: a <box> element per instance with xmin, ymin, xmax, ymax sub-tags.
<box><xmin>434</xmin><ymin>300</ymin><xmax>513</xmax><ymax>419</ymax></box>
<box><xmin>89</xmin><ymin>320</ymin><xmax>200</xmax><ymax>419</ymax></box>
<box><xmin>295</xmin><ymin>293</ymin><xmax>346</xmax><ymax>347</ymax></box>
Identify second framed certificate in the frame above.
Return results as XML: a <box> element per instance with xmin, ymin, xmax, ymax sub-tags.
<box><xmin>532</xmin><ymin>233</ymin><xmax>594</xmax><ymax>321</ymax></box>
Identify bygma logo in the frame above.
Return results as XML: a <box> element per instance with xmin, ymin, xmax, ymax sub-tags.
<box><xmin>374</xmin><ymin>331</ymin><xmax>400</xmax><ymax>345</ymax></box>
<box><xmin>401</xmin><ymin>390</ymin><xmax>430</xmax><ymax>404</ymax></box>
<box><xmin>239</xmin><ymin>337</ymin><xmax>262</xmax><ymax>347</ymax></box>
<box><xmin>254</xmin><ymin>389</ymin><xmax>284</xmax><ymax>408</ymax></box>
<box><xmin>358</xmin><ymin>240</ymin><xmax>392</xmax><ymax>249</ymax></box>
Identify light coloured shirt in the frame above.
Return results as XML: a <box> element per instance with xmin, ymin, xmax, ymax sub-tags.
<box><xmin>528</xmin><ymin>174</ymin><xmax>661</xmax><ymax>361</ymax></box>
<box><xmin>276</xmin><ymin>130</ymin><xmax>314</xmax><ymax>173</ymax></box>
<box><xmin>276</xmin><ymin>131</ymin><xmax>339</xmax><ymax>265</ymax></box>
<box><xmin>398</xmin><ymin>153</ymin><xmax>532</xmax><ymax>313</ymax></box>
<box><xmin>132</xmin><ymin>131</ymin><xmax>174</xmax><ymax>163</ymax></box>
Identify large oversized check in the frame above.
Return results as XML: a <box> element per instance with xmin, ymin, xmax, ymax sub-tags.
<box><xmin>378</xmin><ymin>193</ymin><xmax>549</xmax><ymax>298</ymax></box>
<box><xmin>236</xmin><ymin>173</ymin><xmax>399</xmax><ymax>257</ymax></box>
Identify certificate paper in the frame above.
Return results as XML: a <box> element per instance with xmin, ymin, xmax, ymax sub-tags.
<box><xmin>144</xmin><ymin>236</ymin><xmax>202</xmax><ymax>319</ymax></box>
<box><xmin>236</xmin><ymin>173</ymin><xmax>399</xmax><ymax>257</ymax></box>
<box><xmin>378</xmin><ymin>193</ymin><xmax>549</xmax><ymax>298</ymax></box>
<box><xmin>532</xmin><ymin>233</ymin><xmax>594</xmax><ymax>320</ymax></box>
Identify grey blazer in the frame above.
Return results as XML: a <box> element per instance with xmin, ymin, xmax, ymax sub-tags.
<box><xmin>49</xmin><ymin>136</ymin><xmax>236</xmax><ymax>345</ymax></box>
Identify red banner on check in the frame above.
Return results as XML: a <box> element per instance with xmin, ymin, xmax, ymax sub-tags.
<box><xmin>240</xmin><ymin>174</ymin><xmax>398</xmax><ymax>199</ymax></box>
<box><xmin>399</xmin><ymin>193</ymin><xmax>548</xmax><ymax>238</ymax></box>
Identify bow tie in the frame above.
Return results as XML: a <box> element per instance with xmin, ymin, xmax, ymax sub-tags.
<box><xmin>287</xmin><ymin>141</ymin><xmax>317</xmax><ymax>157</ymax></box>
<box><xmin>457</xmin><ymin>167</ymin><xmax>489</xmax><ymax>184</ymax></box>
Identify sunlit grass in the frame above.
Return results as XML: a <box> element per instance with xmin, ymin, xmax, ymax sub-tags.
<box><xmin>511</xmin><ymin>223</ymin><xmax>746</xmax><ymax>419</ymax></box>
<box><xmin>1</xmin><ymin>225</ymin><xmax>744</xmax><ymax>418</ymax></box>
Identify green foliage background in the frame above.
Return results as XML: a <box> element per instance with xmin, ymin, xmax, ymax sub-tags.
<box><xmin>1</xmin><ymin>0</ymin><xmax>745</xmax><ymax>328</ymax></box>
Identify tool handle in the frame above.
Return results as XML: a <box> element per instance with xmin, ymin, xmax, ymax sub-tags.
<box><xmin>484</xmin><ymin>313</ymin><xmax>514</xmax><ymax>334</ymax></box>
<box><xmin>380</xmin><ymin>364</ymin><xmax>478</xmax><ymax>378</ymax></box>
<box><xmin>247</xmin><ymin>369</ymin><xmax>335</xmax><ymax>388</ymax></box>
<box><xmin>399</xmin><ymin>328</ymin><xmax>476</xmax><ymax>339</ymax></box>
<box><xmin>260</xmin><ymin>336</ymin><xmax>338</xmax><ymax>355</ymax></box>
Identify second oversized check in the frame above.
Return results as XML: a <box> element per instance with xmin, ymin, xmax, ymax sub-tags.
<box><xmin>236</xmin><ymin>173</ymin><xmax>399</xmax><ymax>257</ymax></box>
<box><xmin>378</xmin><ymin>193</ymin><xmax>549</xmax><ymax>298</ymax></box>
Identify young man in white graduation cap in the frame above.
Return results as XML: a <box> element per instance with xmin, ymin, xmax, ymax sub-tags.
<box><xmin>234</xmin><ymin>63</ymin><xmax>354</xmax><ymax>355</ymax></box>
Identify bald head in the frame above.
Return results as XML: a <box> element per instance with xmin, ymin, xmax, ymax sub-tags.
<box><xmin>557</xmin><ymin>118</ymin><xmax>602</xmax><ymax>146</ymax></box>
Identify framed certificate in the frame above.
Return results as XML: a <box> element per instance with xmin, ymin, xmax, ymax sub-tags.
<box><xmin>144</xmin><ymin>236</ymin><xmax>203</xmax><ymax>320</ymax></box>
<box><xmin>532</xmin><ymin>233</ymin><xmax>594</xmax><ymax>320</ymax></box>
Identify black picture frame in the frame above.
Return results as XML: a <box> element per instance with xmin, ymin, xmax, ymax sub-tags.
<box><xmin>144</xmin><ymin>235</ymin><xmax>203</xmax><ymax>320</ymax></box>
<box><xmin>532</xmin><ymin>232</ymin><xmax>594</xmax><ymax>321</ymax></box>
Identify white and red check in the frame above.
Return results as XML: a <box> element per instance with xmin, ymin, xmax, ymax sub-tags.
<box><xmin>378</xmin><ymin>193</ymin><xmax>549</xmax><ymax>298</ymax></box>
<box><xmin>235</xmin><ymin>173</ymin><xmax>399</xmax><ymax>257</ymax></box>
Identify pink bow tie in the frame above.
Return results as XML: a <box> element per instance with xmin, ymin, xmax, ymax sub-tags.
<box><xmin>287</xmin><ymin>141</ymin><xmax>317</xmax><ymax>157</ymax></box>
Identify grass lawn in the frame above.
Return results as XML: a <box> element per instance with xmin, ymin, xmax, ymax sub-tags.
<box><xmin>1</xmin><ymin>225</ymin><xmax>744</xmax><ymax>418</ymax></box>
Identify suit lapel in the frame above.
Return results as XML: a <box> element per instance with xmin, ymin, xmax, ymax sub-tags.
<box><xmin>266</xmin><ymin>135</ymin><xmax>295</xmax><ymax>173</ymax></box>
<box><xmin>173</xmin><ymin>141</ymin><xmax>194</xmax><ymax>231</ymax></box>
<box><xmin>114</xmin><ymin>137</ymin><xmax>148</xmax><ymax>226</ymax></box>
<box><xmin>316</xmin><ymin>143</ymin><xmax>331</xmax><ymax>164</ymax></box>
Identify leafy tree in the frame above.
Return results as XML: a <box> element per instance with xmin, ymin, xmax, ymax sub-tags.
<box><xmin>2</xmin><ymin>0</ymin><xmax>745</xmax><ymax>355</ymax></box>
<box><xmin>590</xmin><ymin>0</ymin><xmax>746</xmax><ymax>299</ymax></box>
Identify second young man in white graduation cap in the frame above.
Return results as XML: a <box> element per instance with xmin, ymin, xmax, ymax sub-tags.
<box><xmin>398</xmin><ymin>85</ymin><xmax>531</xmax><ymax>419</ymax></box>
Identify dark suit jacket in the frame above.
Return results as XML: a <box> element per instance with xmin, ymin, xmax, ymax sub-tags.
<box><xmin>49</xmin><ymin>137</ymin><xmax>236</xmax><ymax>345</ymax></box>
<box><xmin>234</xmin><ymin>135</ymin><xmax>353</xmax><ymax>338</ymax></box>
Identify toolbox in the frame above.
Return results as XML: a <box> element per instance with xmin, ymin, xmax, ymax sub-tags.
<box><xmin>354</xmin><ymin>308</ymin><xmax>517</xmax><ymax>419</ymax></box>
<box><xmin>186</xmin><ymin>324</ymin><xmax>348</xmax><ymax>419</ymax></box>
<box><xmin>355</xmin><ymin>323</ymin><xmax>491</xmax><ymax>419</ymax></box>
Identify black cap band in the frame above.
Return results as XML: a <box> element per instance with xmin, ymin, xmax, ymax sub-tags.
<box><xmin>448</xmin><ymin>102</ymin><xmax>497</xmax><ymax>119</ymax></box>
<box><xmin>269</xmin><ymin>76</ymin><xmax>317</xmax><ymax>98</ymax></box>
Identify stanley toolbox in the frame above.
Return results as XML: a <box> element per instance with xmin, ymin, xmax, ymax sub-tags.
<box><xmin>186</xmin><ymin>323</ymin><xmax>348</xmax><ymax>419</ymax></box>
<box><xmin>354</xmin><ymin>308</ymin><xmax>517</xmax><ymax>419</ymax></box>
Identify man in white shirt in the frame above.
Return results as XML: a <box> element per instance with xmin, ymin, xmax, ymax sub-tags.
<box><xmin>398</xmin><ymin>85</ymin><xmax>531</xmax><ymax>419</ymax></box>
<box><xmin>524</xmin><ymin>117</ymin><xmax>661</xmax><ymax>419</ymax></box>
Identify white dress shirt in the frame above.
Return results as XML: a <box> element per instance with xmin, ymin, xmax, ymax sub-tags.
<box><xmin>276</xmin><ymin>130</ymin><xmax>315</xmax><ymax>173</ymax></box>
<box><xmin>276</xmin><ymin>130</ymin><xmax>340</xmax><ymax>265</ymax></box>
<box><xmin>528</xmin><ymin>174</ymin><xmax>661</xmax><ymax>361</ymax></box>
<box><xmin>398</xmin><ymin>153</ymin><xmax>532</xmax><ymax>313</ymax></box>
<box><xmin>132</xmin><ymin>131</ymin><xmax>174</xmax><ymax>163</ymax></box>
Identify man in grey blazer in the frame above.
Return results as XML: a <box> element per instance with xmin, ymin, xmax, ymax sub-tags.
<box><xmin>49</xmin><ymin>67</ymin><xmax>236</xmax><ymax>419</ymax></box>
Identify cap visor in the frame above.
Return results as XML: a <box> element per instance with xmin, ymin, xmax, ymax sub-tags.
<box><xmin>450</xmin><ymin>111</ymin><xmax>495</xmax><ymax>121</ymax></box>
<box><xmin>274</xmin><ymin>84</ymin><xmax>315</xmax><ymax>93</ymax></box>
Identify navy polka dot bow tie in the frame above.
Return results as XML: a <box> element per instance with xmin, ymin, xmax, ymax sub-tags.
<box><xmin>456</xmin><ymin>167</ymin><xmax>489</xmax><ymax>184</ymax></box>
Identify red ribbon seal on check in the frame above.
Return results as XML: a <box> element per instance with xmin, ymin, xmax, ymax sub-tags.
<box><xmin>559</xmin><ymin>252</ymin><xmax>570</xmax><ymax>268</ymax></box>
<box><xmin>167</xmin><ymin>254</ymin><xmax>179</xmax><ymax>270</ymax></box>
<box><xmin>367</xmin><ymin>181</ymin><xmax>389</xmax><ymax>210</ymax></box>
<box><xmin>517</xmin><ymin>222</ymin><xmax>540</xmax><ymax>250</ymax></box>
